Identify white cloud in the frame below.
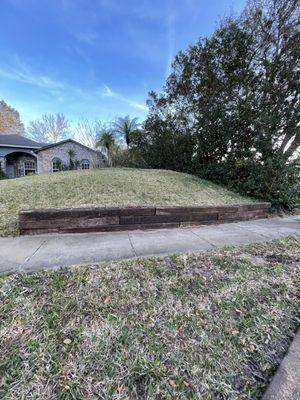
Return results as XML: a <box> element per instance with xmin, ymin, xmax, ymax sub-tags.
<box><xmin>101</xmin><ymin>84</ymin><xmax>148</xmax><ymax>111</ymax></box>
<box><xmin>74</xmin><ymin>31</ymin><xmax>98</xmax><ymax>45</ymax></box>
<box><xmin>102</xmin><ymin>84</ymin><xmax>114</xmax><ymax>97</ymax></box>
<box><xmin>0</xmin><ymin>58</ymin><xmax>89</xmax><ymax>102</ymax></box>
<box><xmin>0</xmin><ymin>67</ymin><xmax>64</xmax><ymax>90</ymax></box>
<box><xmin>0</xmin><ymin>57</ymin><xmax>148</xmax><ymax>124</ymax></box>
<box><xmin>0</xmin><ymin>61</ymin><xmax>64</xmax><ymax>92</ymax></box>
<box><xmin>130</xmin><ymin>102</ymin><xmax>148</xmax><ymax>111</ymax></box>
<box><xmin>0</xmin><ymin>60</ymin><xmax>147</xmax><ymax>112</ymax></box>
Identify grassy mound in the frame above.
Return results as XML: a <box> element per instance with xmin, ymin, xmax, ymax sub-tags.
<box><xmin>0</xmin><ymin>236</ymin><xmax>299</xmax><ymax>398</ymax></box>
<box><xmin>0</xmin><ymin>168</ymin><xmax>254</xmax><ymax>236</ymax></box>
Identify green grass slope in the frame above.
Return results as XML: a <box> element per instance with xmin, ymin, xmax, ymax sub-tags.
<box><xmin>0</xmin><ymin>167</ymin><xmax>254</xmax><ymax>236</ymax></box>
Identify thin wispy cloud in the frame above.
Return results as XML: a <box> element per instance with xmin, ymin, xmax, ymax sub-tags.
<box><xmin>74</xmin><ymin>31</ymin><xmax>98</xmax><ymax>45</ymax></box>
<box><xmin>0</xmin><ymin>60</ymin><xmax>147</xmax><ymax>111</ymax></box>
<box><xmin>102</xmin><ymin>84</ymin><xmax>114</xmax><ymax>97</ymax></box>
<box><xmin>131</xmin><ymin>102</ymin><xmax>148</xmax><ymax>111</ymax></box>
<box><xmin>0</xmin><ymin>60</ymin><xmax>64</xmax><ymax>92</ymax></box>
<box><xmin>2</xmin><ymin>60</ymin><xmax>100</xmax><ymax>102</ymax></box>
<box><xmin>0</xmin><ymin>0</ymin><xmax>246</xmax><ymax>124</ymax></box>
<box><xmin>0</xmin><ymin>56</ymin><xmax>148</xmax><ymax>124</ymax></box>
<box><xmin>102</xmin><ymin>84</ymin><xmax>148</xmax><ymax>111</ymax></box>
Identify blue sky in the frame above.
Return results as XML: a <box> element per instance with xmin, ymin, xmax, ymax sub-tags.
<box><xmin>0</xmin><ymin>0</ymin><xmax>246</xmax><ymax>127</ymax></box>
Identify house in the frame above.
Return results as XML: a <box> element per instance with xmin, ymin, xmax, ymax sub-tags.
<box><xmin>0</xmin><ymin>134</ymin><xmax>107</xmax><ymax>178</ymax></box>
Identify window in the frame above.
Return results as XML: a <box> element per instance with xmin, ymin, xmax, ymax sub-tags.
<box><xmin>52</xmin><ymin>157</ymin><xmax>61</xmax><ymax>172</ymax></box>
<box><xmin>24</xmin><ymin>161</ymin><xmax>36</xmax><ymax>176</ymax></box>
<box><xmin>81</xmin><ymin>159</ymin><xmax>90</xmax><ymax>170</ymax></box>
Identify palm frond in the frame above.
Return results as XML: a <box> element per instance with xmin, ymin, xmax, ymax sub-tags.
<box><xmin>112</xmin><ymin>116</ymin><xmax>140</xmax><ymax>146</ymax></box>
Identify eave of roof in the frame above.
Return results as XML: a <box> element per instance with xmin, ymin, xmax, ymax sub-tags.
<box><xmin>0</xmin><ymin>144</ymin><xmax>41</xmax><ymax>149</ymax></box>
<box><xmin>35</xmin><ymin>138</ymin><xmax>102</xmax><ymax>154</ymax></box>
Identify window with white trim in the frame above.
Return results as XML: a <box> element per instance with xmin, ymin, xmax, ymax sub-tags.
<box><xmin>24</xmin><ymin>161</ymin><xmax>36</xmax><ymax>175</ymax></box>
<box><xmin>52</xmin><ymin>157</ymin><xmax>61</xmax><ymax>172</ymax></box>
<box><xmin>81</xmin><ymin>159</ymin><xmax>90</xmax><ymax>169</ymax></box>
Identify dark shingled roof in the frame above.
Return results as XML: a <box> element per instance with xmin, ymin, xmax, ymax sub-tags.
<box><xmin>0</xmin><ymin>134</ymin><xmax>45</xmax><ymax>148</ymax></box>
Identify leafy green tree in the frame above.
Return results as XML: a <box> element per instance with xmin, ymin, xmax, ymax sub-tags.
<box><xmin>144</xmin><ymin>0</ymin><xmax>299</xmax><ymax>166</ymax></box>
<box><xmin>113</xmin><ymin>116</ymin><xmax>139</xmax><ymax>147</ymax></box>
<box><xmin>139</xmin><ymin>115</ymin><xmax>195</xmax><ymax>171</ymax></box>
<box><xmin>145</xmin><ymin>19</ymin><xmax>256</xmax><ymax>168</ymax></box>
<box><xmin>243</xmin><ymin>0</ymin><xmax>300</xmax><ymax>160</ymax></box>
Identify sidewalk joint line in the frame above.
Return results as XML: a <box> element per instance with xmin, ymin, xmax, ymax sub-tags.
<box><xmin>19</xmin><ymin>239</ymin><xmax>48</xmax><ymax>272</ymax></box>
<box><xmin>127</xmin><ymin>233</ymin><xmax>138</xmax><ymax>257</ymax></box>
<box><xmin>188</xmin><ymin>228</ymin><xmax>217</xmax><ymax>248</ymax></box>
<box><xmin>234</xmin><ymin>223</ymin><xmax>273</xmax><ymax>239</ymax></box>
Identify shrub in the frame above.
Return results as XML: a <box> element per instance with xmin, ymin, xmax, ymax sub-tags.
<box><xmin>196</xmin><ymin>159</ymin><xmax>299</xmax><ymax>211</ymax></box>
<box><xmin>112</xmin><ymin>147</ymin><xmax>147</xmax><ymax>168</ymax></box>
<box><xmin>0</xmin><ymin>169</ymin><xmax>7</xmax><ymax>180</ymax></box>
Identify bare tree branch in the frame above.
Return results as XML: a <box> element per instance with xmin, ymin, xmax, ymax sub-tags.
<box><xmin>27</xmin><ymin>113</ymin><xmax>70</xmax><ymax>143</ymax></box>
<box><xmin>75</xmin><ymin>119</ymin><xmax>103</xmax><ymax>149</ymax></box>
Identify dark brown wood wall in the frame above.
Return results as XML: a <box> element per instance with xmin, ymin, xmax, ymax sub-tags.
<box><xmin>19</xmin><ymin>202</ymin><xmax>271</xmax><ymax>235</ymax></box>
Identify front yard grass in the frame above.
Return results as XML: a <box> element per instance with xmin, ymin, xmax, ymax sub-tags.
<box><xmin>0</xmin><ymin>167</ymin><xmax>254</xmax><ymax>236</ymax></box>
<box><xmin>0</xmin><ymin>236</ymin><xmax>299</xmax><ymax>399</ymax></box>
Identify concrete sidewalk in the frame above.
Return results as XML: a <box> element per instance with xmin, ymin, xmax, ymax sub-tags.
<box><xmin>263</xmin><ymin>329</ymin><xmax>300</xmax><ymax>400</ymax></box>
<box><xmin>0</xmin><ymin>215</ymin><xmax>299</xmax><ymax>274</ymax></box>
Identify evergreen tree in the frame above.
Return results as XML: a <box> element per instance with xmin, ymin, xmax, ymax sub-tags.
<box><xmin>143</xmin><ymin>0</ymin><xmax>299</xmax><ymax>169</ymax></box>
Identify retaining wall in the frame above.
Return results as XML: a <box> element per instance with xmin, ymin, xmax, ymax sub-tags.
<box><xmin>19</xmin><ymin>202</ymin><xmax>271</xmax><ymax>235</ymax></box>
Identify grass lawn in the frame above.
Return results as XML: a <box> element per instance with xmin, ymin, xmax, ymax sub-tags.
<box><xmin>0</xmin><ymin>168</ymin><xmax>254</xmax><ymax>236</ymax></box>
<box><xmin>0</xmin><ymin>236</ymin><xmax>299</xmax><ymax>399</ymax></box>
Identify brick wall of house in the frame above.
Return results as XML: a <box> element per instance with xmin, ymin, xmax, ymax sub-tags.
<box><xmin>37</xmin><ymin>141</ymin><xmax>106</xmax><ymax>174</ymax></box>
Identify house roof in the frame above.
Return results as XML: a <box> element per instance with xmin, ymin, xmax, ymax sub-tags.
<box><xmin>0</xmin><ymin>134</ymin><xmax>44</xmax><ymax>149</ymax></box>
<box><xmin>0</xmin><ymin>135</ymin><xmax>102</xmax><ymax>155</ymax></box>
<box><xmin>36</xmin><ymin>138</ymin><xmax>101</xmax><ymax>154</ymax></box>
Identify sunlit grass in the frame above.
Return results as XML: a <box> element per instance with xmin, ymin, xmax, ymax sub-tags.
<box><xmin>0</xmin><ymin>236</ymin><xmax>299</xmax><ymax>399</ymax></box>
<box><xmin>0</xmin><ymin>167</ymin><xmax>254</xmax><ymax>236</ymax></box>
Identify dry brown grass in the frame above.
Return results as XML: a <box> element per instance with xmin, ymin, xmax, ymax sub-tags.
<box><xmin>0</xmin><ymin>236</ymin><xmax>299</xmax><ymax>399</ymax></box>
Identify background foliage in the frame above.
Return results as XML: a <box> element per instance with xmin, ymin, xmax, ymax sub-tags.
<box><xmin>132</xmin><ymin>0</ymin><xmax>300</xmax><ymax>210</ymax></box>
<box><xmin>197</xmin><ymin>159</ymin><xmax>299</xmax><ymax>210</ymax></box>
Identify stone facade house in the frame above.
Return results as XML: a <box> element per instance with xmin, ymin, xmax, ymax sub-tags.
<box><xmin>0</xmin><ymin>134</ymin><xmax>107</xmax><ymax>178</ymax></box>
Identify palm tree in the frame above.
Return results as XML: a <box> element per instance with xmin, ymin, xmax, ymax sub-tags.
<box><xmin>113</xmin><ymin>116</ymin><xmax>139</xmax><ymax>147</ymax></box>
<box><xmin>96</xmin><ymin>130</ymin><xmax>115</xmax><ymax>166</ymax></box>
<box><xmin>67</xmin><ymin>149</ymin><xmax>76</xmax><ymax>169</ymax></box>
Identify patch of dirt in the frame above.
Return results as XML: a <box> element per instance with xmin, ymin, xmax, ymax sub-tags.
<box><xmin>239</xmin><ymin>253</ymin><xmax>268</xmax><ymax>266</ymax></box>
<box><xmin>263</xmin><ymin>253</ymin><xmax>300</xmax><ymax>264</ymax></box>
<box><xmin>240</xmin><ymin>252</ymin><xmax>300</xmax><ymax>267</ymax></box>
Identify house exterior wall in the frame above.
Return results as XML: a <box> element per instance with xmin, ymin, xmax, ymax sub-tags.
<box><xmin>3</xmin><ymin>153</ymin><xmax>37</xmax><ymax>178</ymax></box>
<box><xmin>37</xmin><ymin>141</ymin><xmax>105</xmax><ymax>174</ymax></box>
<box><xmin>16</xmin><ymin>154</ymin><xmax>37</xmax><ymax>177</ymax></box>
